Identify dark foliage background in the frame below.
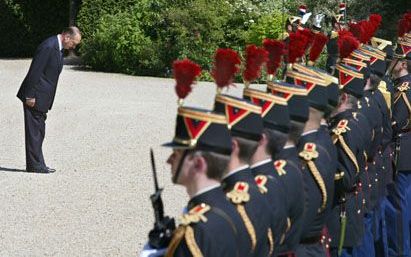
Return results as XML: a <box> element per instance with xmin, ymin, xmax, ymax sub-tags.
<box><xmin>1</xmin><ymin>0</ymin><xmax>410</xmax><ymax>77</ymax></box>
<box><xmin>0</xmin><ymin>0</ymin><xmax>69</xmax><ymax>57</ymax></box>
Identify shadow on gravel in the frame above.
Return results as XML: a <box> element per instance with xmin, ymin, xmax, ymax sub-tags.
<box><xmin>0</xmin><ymin>167</ymin><xmax>28</xmax><ymax>173</ymax></box>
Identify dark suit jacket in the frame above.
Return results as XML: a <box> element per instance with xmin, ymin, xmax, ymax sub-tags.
<box><xmin>17</xmin><ymin>36</ymin><xmax>63</xmax><ymax>113</ymax></box>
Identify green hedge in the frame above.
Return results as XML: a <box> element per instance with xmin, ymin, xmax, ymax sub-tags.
<box><xmin>76</xmin><ymin>0</ymin><xmax>288</xmax><ymax>77</ymax></box>
<box><xmin>0</xmin><ymin>0</ymin><xmax>69</xmax><ymax>57</ymax></box>
<box><xmin>76</xmin><ymin>0</ymin><xmax>405</xmax><ymax>77</ymax></box>
<box><xmin>80</xmin><ymin>12</ymin><xmax>161</xmax><ymax>75</ymax></box>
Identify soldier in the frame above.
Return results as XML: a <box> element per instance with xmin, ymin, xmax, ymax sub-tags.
<box><xmin>243</xmin><ymin>87</ymin><xmax>290</xmax><ymax>255</ymax></box>
<box><xmin>384</xmin><ymin>33</ymin><xmax>411</xmax><ymax>257</ymax></box>
<box><xmin>214</xmin><ymin>93</ymin><xmax>276</xmax><ymax>257</ymax></box>
<box><xmin>283</xmin><ymin>70</ymin><xmax>336</xmax><ymax>256</ymax></box>
<box><xmin>365</xmin><ymin>72</ymin><xmax>392</xmax><ymax>257</ymax></box>
<box><xmin>268</xmin><ymin>81</ymin><xmax>309</xmax><ymax>256</ymax></box>
<box><xmin>357</xmin><ymin>40</ymin><xmax>393</xmax><ymax>256</ymax></box>
<box><xmin>157</xmin><ymin>59</ymin><xmax>252</xmax><ymax>257</ymax></box>
<box><xmin>212</xmin><ymin>48</ymin><xmax>274</xmax><ymax>257</ymax></box>
<box><xmin>327</xmin><ymin>62</ymin><xmax>368</xmax><ymax>257</ymax></box>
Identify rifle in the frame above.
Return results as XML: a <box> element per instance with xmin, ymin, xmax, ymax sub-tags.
<box><xmin>148</xmin><ymin>148</ymin><xmax>176</xmax><ymax>249</ymax></box>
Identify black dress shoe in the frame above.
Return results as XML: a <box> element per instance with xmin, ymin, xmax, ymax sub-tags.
<box><xmin>46</xmin><ymin>167</ymin><xmax>56</xmax><ymax>173</ymax></box>
<box><xmin>26</xmin><ymin>168</ymin><xmax>53</xmax><ymax>174</ymax></box>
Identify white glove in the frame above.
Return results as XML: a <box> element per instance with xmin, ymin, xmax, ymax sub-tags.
<box><xmin>313</xmin><ymin>14</ymin><xmax>325</xmax><ymax>28</ymax></box>
<box><xmin>301</xmin><ymin>12</ymin><xmax>312</xmax><ymax>24</ymax></box>
<box><xmin>140</xmin><ymin>243</ymin><xmax>167</xmax><ymax>257</ymax></box>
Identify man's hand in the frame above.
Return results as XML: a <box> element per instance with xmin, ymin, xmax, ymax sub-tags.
<box><xmin>26</xmin><ymin>98</ymin><xmax>36</xmax><ymax>108</ymax></box>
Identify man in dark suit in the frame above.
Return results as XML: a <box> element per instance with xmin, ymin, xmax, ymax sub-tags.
<box><xmin>17</xmin><ymin>27</ymin><xmax>81</xmax><ymax>173</ymax></box>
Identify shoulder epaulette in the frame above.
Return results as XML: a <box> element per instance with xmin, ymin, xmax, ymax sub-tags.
<box><xmin>398</xmin><ymin>82</ymin><xmax>410</xmax><ymax>92</ymax></box>
<box><xmin>299</xmin><ymin>143</ymin><xmax>327</xmax><ymax>212</ymax></box>
<box><xmin>226</xmin><ymin>182</ymin><xmax>250</xmax><ymax>204</ymax></box>
<box><xmin>255</xmin><ymin>175</ymin><xmax>268</xmax><ymax>194</ymax></box>
<box><xmin>332</xmin><ymin>119</ymin><xmax>350</xmax><ymax>136</ymax></box>
<box><xmin>274</xmin><ymin>159</ymin><xmax>287</xmax><ymax>176</ymax></box>
<box><xmin>299</xmin><ymin>143</ymin><xmax>319</xmax><ymax>161</ymax></box>
<box><xmin>226</xmin><ymin>181</ymin><xmax>256</xmax><ymax>251</ymax></box>
<box><xmin>180</xmin><ymin>203</ymin><xmax>211</xmax><ymax>226</ymax></box>
<box><xmin>332</xmin><ymin>120</ymin><xmax>359</xmax><ymax>173</ymax></box>
<box><xmin>394</xmin><ymin>82</ymin><xmax>411</xmax><ymax>113</ymax></box>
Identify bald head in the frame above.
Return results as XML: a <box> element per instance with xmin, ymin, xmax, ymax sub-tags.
<box><xmin>62</xmin><ymin>26</ymin><xmax>81</xmax><ymax>37</ymax></box>
<box><xmin>61</xmin><ymin>26</ymin><xmax>81</xmax><ymax>50</ymax></box>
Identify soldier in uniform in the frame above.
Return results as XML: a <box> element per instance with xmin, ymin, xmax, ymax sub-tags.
<box><xmin>268</xmin><ymin>81</ymin><xmax>309</xmax><ymax>256</ymax></box>
<box><xmin>342</xmin><ymin>45</ymin><xmax>388</xmax><ymax>249</ymax></box>
<box><xmin>243</xmin><ymin>87</ymin><xmax>291</xmax><ymax>255</ymax></box>
<box><xmin>327</xmin><ymin>62</ymin><xmax>368</xmax><ymax>257</ymax></box>
<box><xmin>384</xmin><ymin>34</ymin><xmax>411</xmax><ymax>257</ymax></box>
<box><xmin>160</xmin><ymin>59</ymin><xmax>253</xmax><ymax>257</ymax></box>
<box><xmin>214</xmin><ymin>93</ymin><xmax>277</xmax><ymax>257</ymax></box>
<box><xmin>283</xmin><ymin>69</ymin><xmax>336</xmax><ymax>256</ymax></box>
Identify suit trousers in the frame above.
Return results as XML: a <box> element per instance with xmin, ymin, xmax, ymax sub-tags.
<box><xmin>23</xmin><ymin>104</ymin><xmax>47</xmax><ymax>170</ymax></box>
<box><xmin>385</xmin><ymin>172</ymin><xmax>411</xmax><ymax>257</ymax></box>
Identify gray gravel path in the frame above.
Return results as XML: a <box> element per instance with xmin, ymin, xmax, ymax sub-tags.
<box><xmin>0</xmin><ymin>60</ymin><xmax>247</xmax><ymax>256</ymax></box>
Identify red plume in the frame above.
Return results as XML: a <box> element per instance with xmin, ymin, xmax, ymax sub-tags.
<box><xmin>360</xmin><ymin>20</ymin><xmax>374</xmax><ymax>43</ymax></box>
<box><xmin>243</xmin><ymin>45</ymin><xmax>269</xmax><ymax>82</ymax></box>
<box><xmin>369</xmin><ymin>14</ymin><xmax>382</xmax><ymax>38</ymax></box>
<box><xmin>263</xmin><ymin>39</ymin><xmax>285</xmax><ymax>75</ymax></box>
<box><xmin>349</xmin><ymin>22</ymin><xmax>364</xmax><ymax>42</ymax></box>
<box><xmin>298</xmin><ymin>28</ymin><xmax>315</xmax><ymax>51</ymax></box>
<box><xmin>309</xmin><ymin>32</ymin><xmax>328</xmax><ymax>63</ymax></box>
<box><xmin>398</xmin><ymin>18</ymin><xmax>409</xmax><ymax>37</ymax></box>
<box><xmin>173</xmin><ymin>59</ymin><xmax>202</xmax><ymax>100</ymax></box>
<box><xmin>212</xmin><ymin>48</ymin><xmax>241</xmax><ymax>89</ymax></box>
<box><xmin>288</xmin><ymin>32</ymin><xmax>308</xmax><ymax>63</ymax></box>
<box><xmin>338</xmin><ymin>30</ymin><xmax>360</xmax><ymax>59</ymax></box>
<box><xmin>399</xmin><ymin>12</ymin><xmax>411</xmax><ymax>37</ymax></box>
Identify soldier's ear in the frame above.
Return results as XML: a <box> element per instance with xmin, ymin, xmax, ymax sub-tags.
<box><xmin>260</xmin><ymin>132</ymin><xmax>268</xmax><ymax>146</ymax></box>
<box><xmin>340</xmin><ymin>92</ymin><xmax>348</xmax><ymax>103</ymax></box>
<box><xmin>231</xmin><ymin>138</ymin><xmax>240</xmax><ymax>156</ymax></box>
<box><xmin>193</xmin><ymin>155</ymin><xmax>207</xmax><ymax>174</ymax></box>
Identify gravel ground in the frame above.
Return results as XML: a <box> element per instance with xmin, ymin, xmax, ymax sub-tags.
<box><xmin>0</xmin><ymin>59</ymin><xmax>248</xmax><ymax>256</ymax></box>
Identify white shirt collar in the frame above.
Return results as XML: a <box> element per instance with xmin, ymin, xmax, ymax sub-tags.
<box><xmin>191</xmin><ymin>184</ymin><xmax>220</xmax><ymax>199</ymax></box>
<box><xmin>283</xmin><ymin>143</ymin><xmax>295</xmax><ymax>150</ymax></box>
<box><xmin>223</xmin><ymin>164</ymin><xmax>249</xmax><ymax>180</ymax></box>
<box><xmin>57</xmin><ymin>35</ymin><xmax>63</xmax><ymax>51</ymax></box>
<box><xmin>301</xmin><ymin>129</ymin><xmax>318</xmax><ymax>136</ymax></box>
<box><xmin>250</xmin><ymin>158</ymin><xmax>272</xmax><ymax>169</ymax></box>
